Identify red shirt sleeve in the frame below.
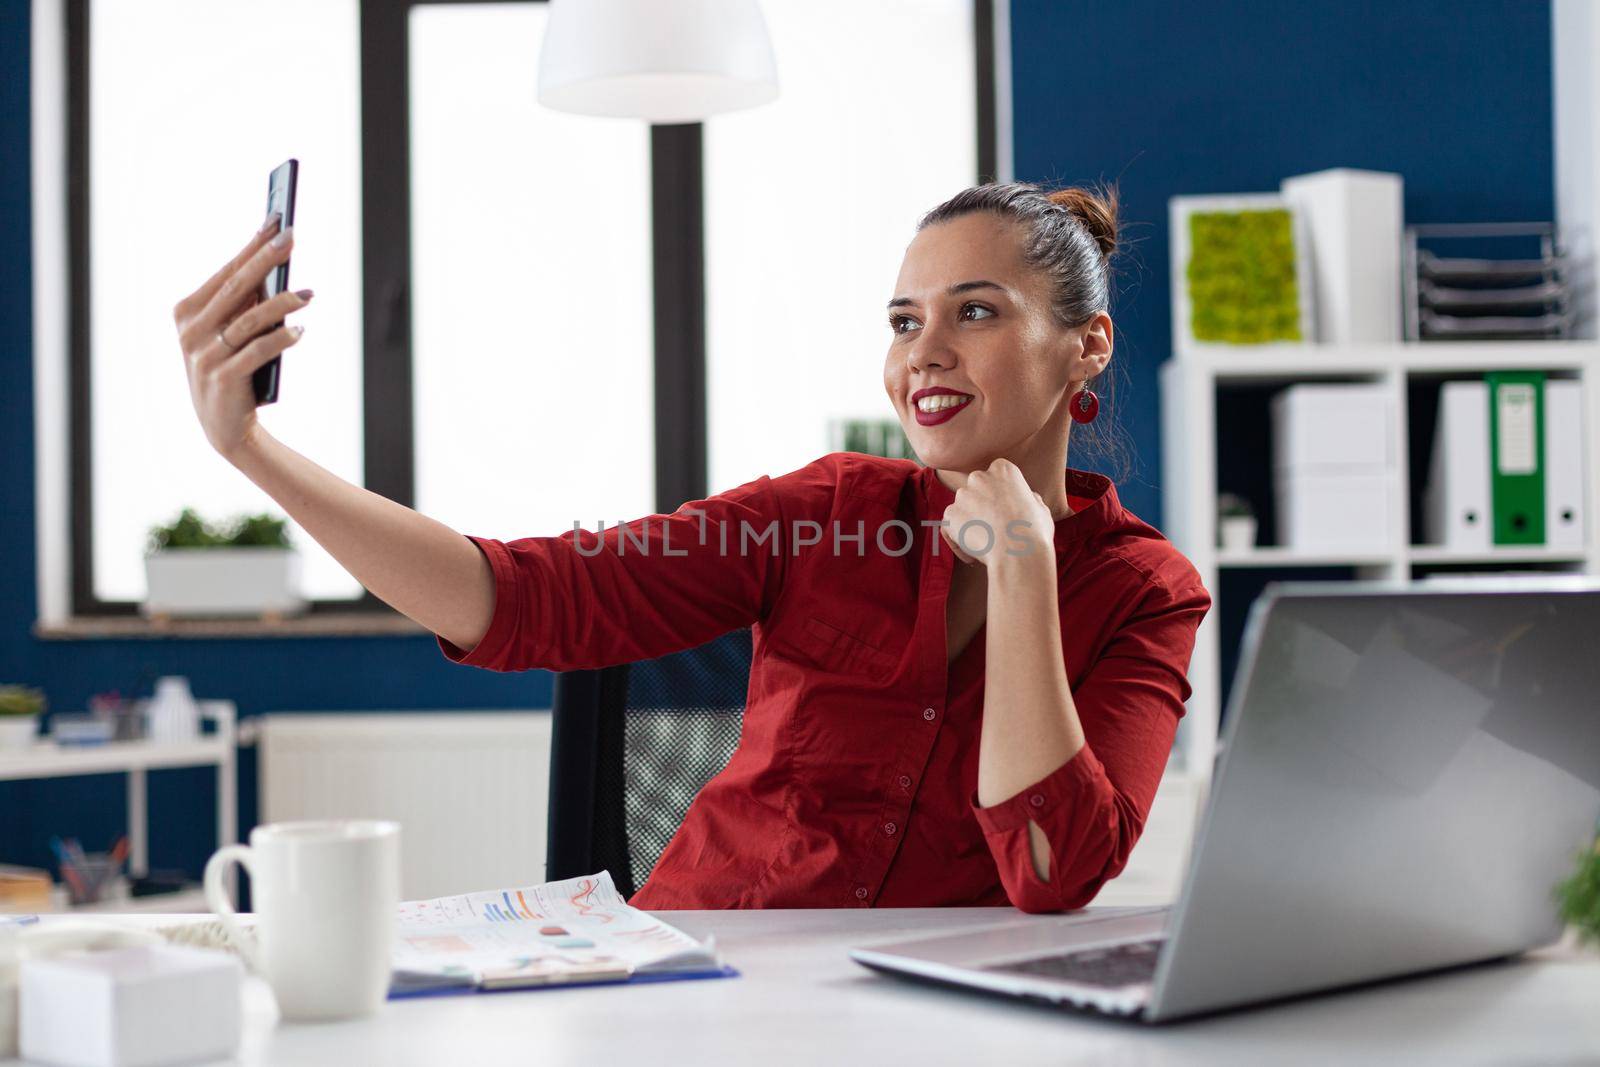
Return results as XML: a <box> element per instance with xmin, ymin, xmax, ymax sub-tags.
<box><xmin>968</xmin><ymin>562</ymin><xmax>1211</xmax><ymax>913</ymax></box>
<box><xmin>436</xmin><ymin>460</ymin><xmax>836</xmax><ymax>673</ymax></box>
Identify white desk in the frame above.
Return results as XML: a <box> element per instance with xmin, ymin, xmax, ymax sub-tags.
<box><xmin>10</xmin><ymin>908</ymin><xmax>1597</xmax><ymax>1065</ymax></box>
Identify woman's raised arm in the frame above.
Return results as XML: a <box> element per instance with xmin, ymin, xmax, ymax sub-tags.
<box><xmin>226</xmin><ymin>426</ymin><xmax>496</xmax><ymax>652</ymax></box>
<box><xmin>172</xmin><ymin>218</ymin><xmax>495</xmax><ymax>652</ymax></box>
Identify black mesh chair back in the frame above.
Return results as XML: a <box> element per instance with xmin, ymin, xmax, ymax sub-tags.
<box><xmin>546</xmin><ymin>628</ymin><xmax>753</xmax><ymax>898</ymax></box>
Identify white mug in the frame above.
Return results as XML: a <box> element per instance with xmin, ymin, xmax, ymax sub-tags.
<box><xmin>204</xmin><ymin>820</ymin><xmax>400</xmax><ymax>1021</ymax></box>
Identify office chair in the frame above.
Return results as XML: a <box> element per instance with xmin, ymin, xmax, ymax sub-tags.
<box><xmin>545</xmin><ymin>627</ymin><xmax>753</xmax><ymax>897</ymax></box>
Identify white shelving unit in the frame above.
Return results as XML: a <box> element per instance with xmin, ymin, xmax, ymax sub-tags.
<box><xmin>0</xmin><ymin>700</ymin><xmax>238</xmax><ymax>913</ymax></box>
<box><xmin>1160</xmin><ymin>340</ymin><xmax>1600</xmax><ymax>790</ymax></box>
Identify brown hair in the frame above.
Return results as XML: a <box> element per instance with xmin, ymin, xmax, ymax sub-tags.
<box><xmin>1044</xmin><ymin>185</ymin><xmax>1120</xmax><ymax>263</ymax></box>
<box><xmin>914</xmin><ymin>180</ymin><xmax>1130</xmax><ymax>478</ymax></box>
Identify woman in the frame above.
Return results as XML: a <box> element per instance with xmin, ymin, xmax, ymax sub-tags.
<box><xmin>173</xmin><ymin>181</ymin><xmax>1210</xmax><ymax>914</ymax></box>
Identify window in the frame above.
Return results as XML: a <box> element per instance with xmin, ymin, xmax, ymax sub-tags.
<box><xmin>65</xmin><ymin>0</ymin><xmax>997</xmax><ymax>616</ymax></box>
<box><xmin>81</xmin><ymin>0</ymin><xmax>365</xmax><ymax>605</ymax></box>
<box><xmin>705</xmin><ymin>0</ymin><xmax>985</xmax><ymax>492</ymax></box>
<box><xmin>409</xmin><ymin>3</ymin><xmax>655</xmax><ymax>538</ymax></box>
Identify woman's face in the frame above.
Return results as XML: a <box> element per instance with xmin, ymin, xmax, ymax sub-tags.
<box><xmin>883</xmin><ymin>212</ymin><xmax>1109</xmax><ymax>473</ymax></box>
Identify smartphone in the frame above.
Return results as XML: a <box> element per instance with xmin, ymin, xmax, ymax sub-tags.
<box><xmin>255</xmin><ymin>158</ymin><xmax>299</xmax><ymax>406</ymax></box>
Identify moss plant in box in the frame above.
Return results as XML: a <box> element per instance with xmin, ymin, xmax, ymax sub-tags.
<box><xmin>1187</xmin><ymin>208</ymin><xmax>1304</xmax><ymax>343</ymax></box>
<box><xmin>0</xmin><ymin>684</ymin><xmax>46</xmax><ymax>750</ymax></box>
<box><xmin>144</xmin><ymin>508</ymin><xmax>304</xmax><ymax>619</ymax></box>
<box><xmin>1557</xmin><ymin>832</ymin><xmax>1600</xmax><ymax>947</ymax></box>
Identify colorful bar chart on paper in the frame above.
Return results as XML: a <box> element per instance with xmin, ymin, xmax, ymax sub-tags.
<box><xmin>391</xmin><ymin>871</ymin><xmax>729</xmax><ymax>996</ymax></box>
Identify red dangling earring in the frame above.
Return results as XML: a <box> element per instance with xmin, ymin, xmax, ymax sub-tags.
<box><xmin>1070</xmin><ymin>386</ymin><xmax>1100</xmax><ymax>424</ymax></box>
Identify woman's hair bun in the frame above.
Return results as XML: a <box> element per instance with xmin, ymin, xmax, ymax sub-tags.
<box><xmin>1046</xmin><ymin>184</ymin><xmax>1119</xmax><ymax>260</ymax></box>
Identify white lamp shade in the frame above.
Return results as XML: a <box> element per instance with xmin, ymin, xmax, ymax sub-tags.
<box><xmin>538</xmin><ymin>0</ymin><xmax>780</xmax><ymax>122</ymax></box>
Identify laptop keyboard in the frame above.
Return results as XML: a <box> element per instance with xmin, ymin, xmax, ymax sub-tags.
<box><xmin>985</xmin><ymin>937</ymin><xmax>1164</xmax><ymax>988</ymax></box>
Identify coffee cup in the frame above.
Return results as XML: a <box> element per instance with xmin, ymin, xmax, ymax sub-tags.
<box><xmin>203</xmin><ymin>820</ymin><xmax>400</xmax><ymax>1021</ymax></box>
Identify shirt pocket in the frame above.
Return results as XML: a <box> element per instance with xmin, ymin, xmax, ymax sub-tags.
<box><xmin>774</xmin><ymin>614</ymin><xmax>898</xmax><ymax>677</ymax></box>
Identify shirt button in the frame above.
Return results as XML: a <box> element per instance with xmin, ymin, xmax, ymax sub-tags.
<box><xmin>1029</xmin><ymin>794</ymin><xmax>1046</xmax><ymax>808</ymax></box>
<box><xmin>897</xmin><ymin>775</ymin><xmax>912</xmax><ymax>789</ymax></box>
<box><xmin>883</xmin><ymin>821</ymin><xmax>897</xmax><ymax>836</ymax></box>
<box><xmin>922</xmin><ymin>707</ymin><xmax>936</xmax><ymax>721</ymax></box>
<box><xmin>854</xmin><ymin>886</ymin><xmax>869</xmax><ymax>900</ymax></box>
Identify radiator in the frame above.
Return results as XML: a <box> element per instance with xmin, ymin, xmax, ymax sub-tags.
<box><xmin>257</xmin><ymin>712</ymin><xmax>551</xmax><ymax>900</ymax></box>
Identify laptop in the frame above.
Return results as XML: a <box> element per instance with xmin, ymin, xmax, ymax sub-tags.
<box><xmin>850</xmin><ymin>577</ymin><xmax>1600</xmax><ymax>1023</ymax></box>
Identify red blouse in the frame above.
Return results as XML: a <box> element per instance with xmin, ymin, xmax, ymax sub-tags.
<box><xmin>437</xmin><ymin>452</ymin><xmax>1211</xmax><ymax>913</ymax></box>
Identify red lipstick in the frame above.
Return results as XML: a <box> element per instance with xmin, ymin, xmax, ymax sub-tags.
<box><xmin>910</xmin><ymin>386</ymin><xmax>973</xmax><ymax>426</ymax></box>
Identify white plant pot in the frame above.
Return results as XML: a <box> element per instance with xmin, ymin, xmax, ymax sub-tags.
<box><xmin>1219</xmin><ymin>516</ymin><xmax>1259</xmax><ymax>551</ymax></box>
<box><xmin>142</xmin><ymin>548</ymin><xmax>308</xmax><ymax>618</ymax></box>
<box><xmin>0</xmin><ymin>715</ymin><xmax>40</xmax><ymax>750</ymax></box>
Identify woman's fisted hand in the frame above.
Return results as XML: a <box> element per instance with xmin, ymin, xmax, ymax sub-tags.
<box><xmin>939</xmin><ymin>457</ymin><xmax>1056</xmax><ymax>567</ymax></box>
<box><xmin>171</xmin><ymin>214</ymin><xmax>312</xmax><ymax>461</ymax></box>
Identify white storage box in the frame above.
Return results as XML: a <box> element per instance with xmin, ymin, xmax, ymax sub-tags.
<box><xmin>1270</xmin><ymin>383</ymin><xmax>1397</xmax><ymax>552</ymax></box>
<box><xmin>1270</xmin><ymin>383</ymin><xmax>1394</xmax><ymax>473</ymax></box>
<box><xmin>19</xmin><ymin>944</ymin><xmax>242</xmax><ymax>1067</ymax></box>
<box><xmin>1274</xmin><ymin>470</ymin><xmax>1396</xmax><ymax>551</ymax></box>
<box><xmin>142</xmin><ymin>547</ymin><xmax>307</xmax><ymax>618</ymax></box>
<box><xmin>1280</xmin><ymin>168</ymin><xmax>1404</xmax><ymax>344</ymax></box>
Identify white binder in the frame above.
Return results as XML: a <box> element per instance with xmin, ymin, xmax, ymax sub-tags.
<box><xmin>1424</xmin><ymin>381</ymin><xmax>1491</xmax><ymax>549</ymax></box>
<box><xmin>1545</xmin><ymin>379</ymin><xmax>1585</xmax><ymax>548</ymax></box>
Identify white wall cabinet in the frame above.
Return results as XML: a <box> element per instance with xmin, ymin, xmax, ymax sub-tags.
<box><xmin>1160</xmin><ymin>340</ymin><xmax>1600</xmax><ymax>793</ymax></box>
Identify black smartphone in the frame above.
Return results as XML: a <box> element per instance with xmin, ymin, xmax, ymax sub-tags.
<box><xmin>255</xmin><ymin>158</ymin><xmax>299</xmax><ymax>406</ymax></box>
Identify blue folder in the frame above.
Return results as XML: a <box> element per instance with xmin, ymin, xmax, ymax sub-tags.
<box><xmin>389</xmin><ymin>964</ymin><xmax>740</xmax><ymax>999</ymax></box>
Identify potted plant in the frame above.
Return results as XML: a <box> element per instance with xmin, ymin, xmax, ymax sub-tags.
<box><xmin>1557</xmin><ymin>831</ymin><xmax>1600</xmax><ymax>948</ymax></box>
<box><xmin>143</xmin><ymin>508</ymin><xmax>308</xmax><ymax>620</ymax></box>
<box><xmin>1217</xmin><ymin>494</ymin><xmax>1259</xmax><ymax>551</ymax></box>
<box><xmin>0</xmin><ymin>685</ymin><xmax>46</xmax><ymax>750</ymax></box>
<box><xmin>829</xmin><ymin>417</ymin><xmax>917</xmax><ymax>461</ymax></box>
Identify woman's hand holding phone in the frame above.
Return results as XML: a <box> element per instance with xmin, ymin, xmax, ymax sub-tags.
<box><xmin>172</xmin><ymin>215</ymin><xmax>312</xmax><ymax>462</ymax></box>
<box><xmin>166</xmin><ymin>196</ymin><xmax>497</xmax><ymax>653</ymax></box>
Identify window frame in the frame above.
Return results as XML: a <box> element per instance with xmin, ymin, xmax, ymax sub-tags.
<box><xmin>65</xmin><ymin>0</ymin><xmax>1000</xmax><ymax>617</ymax></box>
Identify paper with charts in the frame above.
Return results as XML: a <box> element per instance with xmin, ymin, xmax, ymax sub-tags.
<box><xmin>390</xmin><ymin>870</ymin><xmax>726</xmax><ymax>994</ymax></box>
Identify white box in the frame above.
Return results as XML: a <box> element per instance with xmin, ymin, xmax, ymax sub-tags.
<box><xmin>1271</xmin><ymin>383</ymin><xmax>1394</xmax><ymax>473</ymax></box>
<box><xmin>19</xmin><ymin>945</ymin><xmax>242</xmax><ymax>1067</ymax></box>
<box><xmin>1274</xmin><ymin>470</ymin><xmax>1395</xmax><ymax>551</ymax></box>
<box><xmin>1280</xmin><ymin>168</ymin><xmax>1404</xmax><ymax>343</ymax></box>
<box><xmin>142</xmin><ymin>547</ymin><xmax>307</xmax><ymax>618</ymax></box>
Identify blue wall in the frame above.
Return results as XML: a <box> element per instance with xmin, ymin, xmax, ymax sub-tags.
<box><xmin>0</xmin><ymin>2</ymin><xmax>1556</xmax><ymax>880</ymax></box>
<box><xmin>1013</xmin><ymin>0</ymin><xmax>1554</xmax><ymax>525</ymax></box>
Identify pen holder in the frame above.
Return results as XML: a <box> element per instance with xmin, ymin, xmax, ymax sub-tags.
<box><xmin>60</xmin><ymin>855</ymin><xmax>126</xmax><ymax>907</ymax></box>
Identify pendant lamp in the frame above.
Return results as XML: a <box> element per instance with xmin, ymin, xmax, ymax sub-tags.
<box><xmin>538</xmin><ymin>0</ymin><xmax>780</xmax><ymax>123</ymax></box>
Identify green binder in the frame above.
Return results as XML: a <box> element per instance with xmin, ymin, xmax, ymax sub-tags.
<box><xmin>1486</xmin><ymin>371</ymin><xmax>1546</xmax><ymax>545</ymax></box>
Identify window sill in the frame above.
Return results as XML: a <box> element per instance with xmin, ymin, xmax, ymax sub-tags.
<box><xmin>33</xmin><ymin>611</ymin><xmax>430</xmax><ymax>641</ymax></box>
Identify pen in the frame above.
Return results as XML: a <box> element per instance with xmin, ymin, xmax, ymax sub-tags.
<box><xmin>50</xmin><ymin>837</ymin><xmax>88</xmax><ymax>900</ymax></box>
